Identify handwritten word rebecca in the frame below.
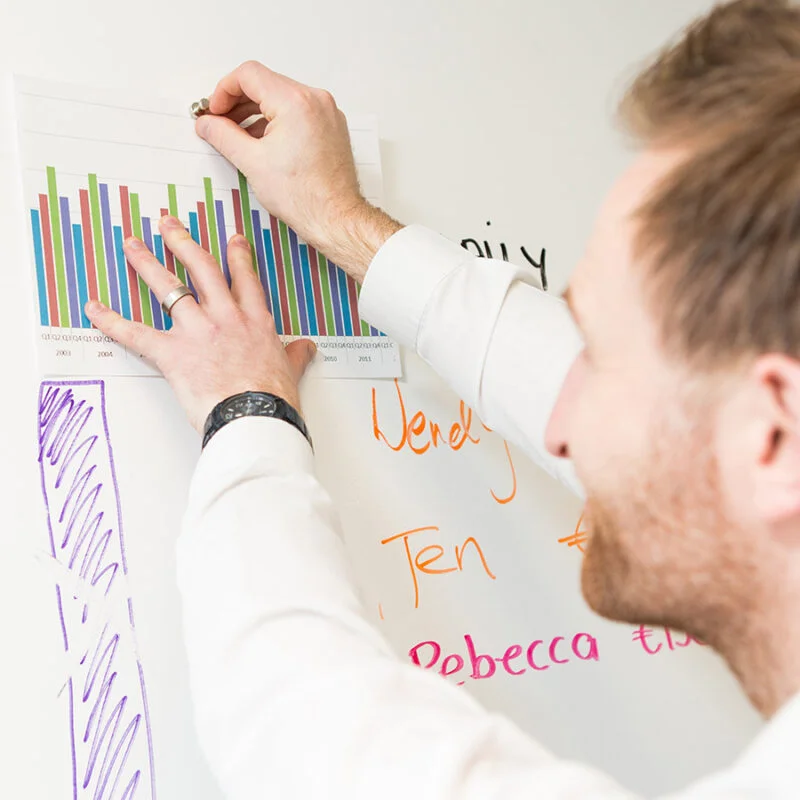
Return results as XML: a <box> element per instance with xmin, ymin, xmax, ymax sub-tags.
<box><xmin>381</xmin><ymin>526</ymin><xmax>495</xmax><ymax>609</ymax></box>
<box><xmin>410</xmin><ymin>632</ymin><xmax>599</xmax><ymax>683</ymax></box>
<box><xmin>632</xmin><ymin>625</ymin><xmax>706</xmax><ymax>655</ymax></box>
<box><xmin>461</xmin><ymin>220</ymin><xmax>548</xmax><ymax>290</ymax></box>
<box><xmin>372</xmin><ymin>379</ymin><xmax>517</xmax><ymax>504</ymax></box>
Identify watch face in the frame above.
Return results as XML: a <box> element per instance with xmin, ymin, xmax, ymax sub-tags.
<box><xmin>221</xmin><ymin>393</ymin><xmax>277</xmax><ymax>421</ymax></box>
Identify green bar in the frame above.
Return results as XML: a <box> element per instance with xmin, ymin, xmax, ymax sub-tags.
<box><xmin>88</xmin><ymin>174</ymin><xmax>110</xmax><ymax>307</ymax></box>
<box><xmin>317</xmin><ymin>250</ymin><xmax>336</xmax><ymax>335</ymax></box>
<box><xmin>203</xmin><ymin>177</ymin><xmax>220</xmax><ymax>264</ymax></box>
<box><xmin>358</xmin><ymin>284</ymin><xmax>370</xmax><ymax>336</ymax></box>
<box><xmin>167</xmin><ymin>184</ymin><xmax>188</xmax><ymax>284</ymax></box>
<box><xmin>237</xmin><ymin>171</ymin><xmax>257</xmax><ymax>270</ymax></box>
<box><xmin>279</xmin><ymin>220</ymin><xmax>301</xmax><ymax>335</ymax></box>
<box><xmin>46</xmin><ymin>167</ymin><xmax>69</xmax><ymax>327</ymax></box>
<box><xmin>130</xmin><ymin>193</ymin><xmax>153</xmax><ymax>327</ymax></box>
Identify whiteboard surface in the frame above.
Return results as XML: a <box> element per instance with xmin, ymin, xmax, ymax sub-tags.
<box><xmin>0</xmin><ymin>1</ymin><xmax>763</xmax><ymax>798</ymax></box>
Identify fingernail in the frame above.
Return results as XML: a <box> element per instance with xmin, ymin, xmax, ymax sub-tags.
<box><xmin>195</xmin><ymin>116</ymin><xmax>210</xmax><ymax>137</ymax></box>
<box><xmin>230</xmin><ymin>234</ymin><xmax>249</xmax><ymax>248</ymax></box>
<box><xmin>124</xmin><ymin>236</ymin><xmax>144</xmax><ymax>250</ymax></box>
<box><xmin>160</xmin><ymin>215</ymin><xmax>183</xmax><ymax>228</ymax></box>
<box><xmin>85</xmin><ymin>301</ymin><xmax>102</xmax><ymax>316</ymax></box>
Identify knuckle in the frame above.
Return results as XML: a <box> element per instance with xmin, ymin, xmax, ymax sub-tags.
<box><xmin>316</xmin><ymin>88</ymin><xmax>337</xmax><ymax>109</ymax></box>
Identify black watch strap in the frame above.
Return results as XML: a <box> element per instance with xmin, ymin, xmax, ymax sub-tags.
<box><xmin>202</xmin><ymin>391</ymin><xmax>312</xmax><ymax>450</ymax></box>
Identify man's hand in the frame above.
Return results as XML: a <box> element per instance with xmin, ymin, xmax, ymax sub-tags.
<box><xmin>85</xmin><ymin>216</ymin><xmax>316</xmax><ymax>433</ymax></box>
<box><xmin>195</xmin><ymin>61</ymin><xmax>402</xmax><ymax>282</ymax></box>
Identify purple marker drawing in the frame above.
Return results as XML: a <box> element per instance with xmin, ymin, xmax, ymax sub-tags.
<box><xmin>38</xmin><ymin>380</ymin><xmax>156</xmax><ymax>800</ymax></box>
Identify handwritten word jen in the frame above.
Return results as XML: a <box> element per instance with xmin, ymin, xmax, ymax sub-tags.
<box><xmin>410</xmin><ymin>632</ymin><xmax>599</xmax><ymax>683</ymax></box>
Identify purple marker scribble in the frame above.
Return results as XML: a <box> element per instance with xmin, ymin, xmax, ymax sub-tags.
<box><xmin>38</xmin><ymin>380</ymin><xmax>156</xmax><ymax>800</ymax></box>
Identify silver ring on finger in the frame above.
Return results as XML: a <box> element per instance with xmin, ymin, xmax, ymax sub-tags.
<box><xmin>161</xmin><ymin>285</ymin><xmax>195</xmax><ymax>318</ymax></box>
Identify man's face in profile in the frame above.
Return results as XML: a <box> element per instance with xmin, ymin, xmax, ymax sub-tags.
<box><xmin>545</xmin><ymin>149</ymin><xmax>751</xmax><ymax>642</ymax></box>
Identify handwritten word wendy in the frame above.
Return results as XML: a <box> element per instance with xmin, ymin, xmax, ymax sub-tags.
<box><xmin>372</xmin><ymin>379</ymin><xmax>517</xmax><ymax>504</ymax></box>
<box><xmin>381</xmin><ymin>525</ymin><xmax>495</xmax><ymax>609</ymax></box>
<box><xmin>410</xmin><ymin>632</ymin><xmax>599</xmax><ymax>684</ymax></box>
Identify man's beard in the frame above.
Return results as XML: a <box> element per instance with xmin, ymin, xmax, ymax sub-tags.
<box><xmin>578</xmin><ymin>408</ymin><xmax>753</xmax><ymax>648</ymax></box>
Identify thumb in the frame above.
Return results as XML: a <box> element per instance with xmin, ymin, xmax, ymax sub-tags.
<box><xmin>285</xmin><ymin>339</ymin><xmax>318</xmax><ymax>382</ymax></box>
<box><xmin>195</xmin><ymin>114</ymin><xmax>258</xmax><ymax>173</ymax></box>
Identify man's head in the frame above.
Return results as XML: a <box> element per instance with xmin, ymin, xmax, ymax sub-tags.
<box><xmin>546</xmin><ymin>0</ymin><xmax>800</xmax><ymax>712</ymax></box>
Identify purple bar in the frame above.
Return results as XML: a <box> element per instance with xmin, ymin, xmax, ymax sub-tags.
<box><xmin>327</xmin><ymin>260</ymin><xmax>345</xmax><ymax>336</ymax></box>
<box><xmin>215</xmin><ymin>200</ymin><xmax>229</xmax><ymax>285</ymax></box>
<box><xmin>141</xmin><ymin>218</ymin><xmax>163</xmax><ymax>331</ymax></box>
<box><xmin>288</xmin><ymin>229</ymin><xmax>309</xmax><ymax>335</ymax></box>
<box><xmin>251</xmin><ymin>210</ymin><xmax>271</xmax><ymax>315</ymax></box>
<box><xmin>99</xmin><ymin>184</ymin><xmax>121</xmax><ymax>314</ymax></box>
<box><xmin>58</xmin><ymin>197</ymin><xmax>81</xmax><ymax>327</ymax></box>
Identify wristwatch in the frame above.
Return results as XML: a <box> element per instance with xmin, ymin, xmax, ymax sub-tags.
<box><xmin>202</xmin><ymin>391</ymin><xmax>312</xmax><ymax>450</ymax></box>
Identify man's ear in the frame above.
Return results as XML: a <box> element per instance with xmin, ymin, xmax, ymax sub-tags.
<box><xmin>749</xmin><ymin>354</ymin><xmax>800</xmax><ymax>526</ymax></box>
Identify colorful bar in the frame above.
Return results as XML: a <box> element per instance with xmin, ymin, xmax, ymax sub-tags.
<box><xmin>119</xmin><ymin>186</ymin><xmax>143</xmax><ymax>323</ymax></box>
<box><xmin>287</xmin><ymin>227</ymin><xmax>308</xmax><ymax>335</ymax></box>
<box><xmin>189</xmin><ymin>211</ymin><xmax>200</xmax><ymax>244</ymax></box>
<box><xmin>87</xmin><ymin>175</ymin><xmax>110</xmax><ymax>308</ymax></box>
<box><xmin>346</xmin><ymin>275</ymin><xmax>362</xmax><ymax>337</ymax></box>
<box><xmin>215</xmin><ymin>200</ymin><xmax>229</xmax><ymax>285</ymax></box>
<box><xmin>261</xmin><ymin>227</ymin><xmax>283</xmax><ymax>334</ymax></box>
<box><xmin>356</xmin><ymin>284</ymin><xmax>371</xmax><ymax>336</ymax></box>
<box><xmin>72</xmin><ymin>224</ymin><xmax>91</xmax><ymax>328</ymax></box>
<box><xmin>298</xmin><ymin>244</ymin><xmax>319</xmax><ymax>336</ymax></box>
<box><xmin>142</xmin><ymin>217</ymin><xmax>164</xmax><ymax>331</ymax></box>
<box><xmin>130</xmin><ymin>193</ymin><xmax>153</xmax><ymax>328</ymax></box>
<box><xmin>30</xmin><ymin>209</ymin><xmax>49</xmax><ymax>326</ymax></box>
<box><xmin>167</xmin><ymin>184</ymin><xmax>187</xmax><ymax>284</ymax></box>
<box><xmin>315</xmin><ymin>247</ymin><xmax>336</xmax><ymax>336</ymax></box>
<box><xmin>336</xmin><ymin>265</ymin><xmax>353</xmax><ymax>336</ymax></box>
<box><xmin>113</xmin><ymin>226</ymin><xmax>132</xmax><ymax>320</ymax></box>
<box><xmin>99</xmin><ymin>183</ymin><xmax>121</xmax><ymax>314</ymax></box>
<box><xmin>326</xmin><ymin>259</ymin><xmax>345</xmax><ymax>336</ymax></box>
<box><xmin>46</xmin><ymin>167</ymin><xmax>70</xmax><ymax>327</ymax></box>
<box><xmin>58</xmin><ymin>197</ymin><xmax>81</xmax><ymax>328</ymax></box>
<box><xmin>238</xmin><ymin>171</ymin><xmax>256</xmax><ymax>269</ymax></box>
<box><xmin>154</xmin><ymin>234</ymin><xmax>172</xmax><ymax>331</ymax></box>
<box><xmin>78</xmin><ymin>189</ymin><xmax>99</xmax><ymax>304</ymax></box>
<box><xmin>270</xmin><ymin>215</ymin><xmax>292</xmax><ymax>335</ymax></box>
<box><xmin>231</xmin><ymin>189</ymin><xmax>244</xmax><ymax>235</ymax></box>
<box><xmin>160</xmin><ymin>207</ymin><xmax>176</xmax><ymax>276</ymax></box>
<box><xmin>38</xmin><ymin>195</ymin><xmax>60</xmax><ymax>326</ymax></box>
<box><xmin>197</xmin><ymin>202</ymin><xmax>210</xmax><ymax>252</ymax></box>
<box><xmin>307</xmin><ymin>244</ymin><xmax>327</xmax><ymax>336</ymax></box>
<box><xmin>251</xmin><ymin>210</ymin><xmax>272</xmax><ymax>316</ymax></box>
<box><xmin>203</xmin><ymin>178</ymin><xmax>220</xmax><ymax>264</ymax></box>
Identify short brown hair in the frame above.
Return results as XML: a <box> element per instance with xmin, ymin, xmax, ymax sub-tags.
<box><xmin>620</xmin><ymin>0</ymin><xmax>800</xmax><ymax>368</ymax></box>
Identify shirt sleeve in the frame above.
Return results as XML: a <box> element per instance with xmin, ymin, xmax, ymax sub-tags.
<box><xmin>359</xmin><ymin>225</ymin><xmax>584</xmax><ymax>495</ymax></box>
<box><xmin>176</xmin><ymin>416</ymin><xmax>637</xmax><ymax>799</ymax></box>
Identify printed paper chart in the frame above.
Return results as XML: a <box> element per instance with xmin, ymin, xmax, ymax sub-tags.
<box><xmin>15</xmin><ymin>77</ymin><xmax>400</xmax><ymax>378</ymax></box>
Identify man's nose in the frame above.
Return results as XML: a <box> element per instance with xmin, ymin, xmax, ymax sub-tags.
<box><xmin>545</xmin><ymin>352</ymin><xmax>583</xmax><ymax>459</ymax></box>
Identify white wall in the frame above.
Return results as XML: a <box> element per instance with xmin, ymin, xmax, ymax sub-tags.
<box><xmin>0</xmin><ymin>1</ymin><xmax>765</xmax><ymax>798</ymax></box>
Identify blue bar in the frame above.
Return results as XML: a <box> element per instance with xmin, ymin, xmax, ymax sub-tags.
<box><xmin>142</xmin><ymin>218</ymin><xmax>164</xmax><ymax>331</ymax></box>
<box><xmin>154</xmin><ymin>234</ymin><xmax>172</xmax><ymax>330</ymax></box>
<box><xmin>369</xmin><ymin>325</ymin><xmax>379</xmax><ymax>336</ymax></box>
<box><xmin>336</xmin><ymin>265</ymin><xmax>353</xmax><ymax>336</ymax></box>
<box><xmin>30</xmin><ymin>210</ymin><xmax>49</xmax><ymax>326</ymax></box>
<box><xmin>189</xmin><ymin>212</ymin><xmax>200</xmax><ymax>244</ymax></box>
<box><xmin>251</xmin><ymin>211</ymin><xmax>271</xmax><ymax>316</ymax></box>
<box><xmin>59</xmin><ymin>197</ymin><xmax>81</xmax><ymax>328</ymax></box>
<box><xmin>113</xmin><ymin>226</ymin><xmax>132</xmax><ymax>320</ymax></box>
<box><xmin>299</xmin><ymin>244</ymin><xmax>318</xmax><ymax>336</ymax></box>
<box><xmin>262</xmin><ymin>228</ymin><xmax>283</xmax><ymax>334</ymax></box>
<box><xmin>215</xmin><ymin>200</ymin><xmax>229</xmax><ymax>285</ymax></box>
<box><xmin>99</xmin><ymin>183</ymin><xmax>121</xmax><ymax>314</ymax></box>
<box><xmin>72</xmin><ymin>224</ymin><xmax>91</xmax><ymax>328</ymax></box>
<box><xmin>327</xmin><ymin>260</ymin><xmax>345</xmax><ymax>336</ymax></box>
<box><xmin>288</xmin><ymin>229</ymin><xmax>309</xmax><ymax>334</ymax></box>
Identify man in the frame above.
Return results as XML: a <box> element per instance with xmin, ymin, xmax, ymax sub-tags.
<box><xmin>84</xmin><ymin>0</ymin><xmax>800</xmax><ymax>796</ymax></box>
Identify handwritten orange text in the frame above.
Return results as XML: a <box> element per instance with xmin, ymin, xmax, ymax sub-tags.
<box><xmin>381</xmin><ymin>525</ymin><xmax>496</xmax><ymax>609</ymax></box>
<box><xmin>372</xmin><ymin>380</ymin><xmax>517</xmax><ymax>504</ymax></box>
<box><xmin>410</xmin><ymin>632</ymin><xmax>599</xmax><ymax>683</ymax></box>
<box><xmin>632</xmin><ymin>626</ymin><xmax>706</xmax><ymax>655</ymax></box>
<box><xmin>559</xmin><ymin>513</ymin><xmax>589</xmax><ymax>554</ymax></box>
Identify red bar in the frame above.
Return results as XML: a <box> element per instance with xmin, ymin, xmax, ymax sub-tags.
<box><xmin>346</xmin><ymin>274</ymin><xmax>361</xmax><ymax>336</ymax></box>
<box><xmin>79</xmin><ymin>190</ymin><xmax>99</xmax><ymax>303</ymax></box>
<box><xmin>38</xmin><ymin>194</ymin><xmax>60</xmax><ymax>326</ymax></box>
<box><xmin>307</xmin><ymin>244</ymin><xmax>327</xmax><ymax>336</ymax></box>
<box><xmin>119</xmin><ymin>186</ymin><xmax>142</xmax><ymax>322</ymax></box>
<box><xmin>270</xmin><ymin>214</ymin><xmax>293</xmax><ymax>335</ymax></box>
<box><xmin>197</xmin><ymin>201</ymin><xmax>210</xmax><ymax>252</ymax></box>
<box><xmin>231</xmin><ymin>189</ymin><xmax>244</xmax><ymax>235</ymax></box>
<box><xmin>161</xmin><ymin>207</ymin><xmax>176</xmax><ymax>276</ymax></box>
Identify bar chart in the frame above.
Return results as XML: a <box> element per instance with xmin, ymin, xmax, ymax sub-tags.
<box><xmin>16</xmin><ymin>77</ymin><xmax>400</xmax><ymax>378</ymax></box>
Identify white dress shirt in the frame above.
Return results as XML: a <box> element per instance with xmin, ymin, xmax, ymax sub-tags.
<box><xmin>177</xmin><ymin>225</ymin><xmax>799</xmax><ymax>798</ymax></box>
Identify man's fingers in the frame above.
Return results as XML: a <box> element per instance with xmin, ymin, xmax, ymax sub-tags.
<box><xmin>225</xmin><ymin>100</ymin><xmax>263</xmax><ymax>125</ymax></box>
<box><xmin>285</xmin><ymin>339</ymin><xmax>318</xmax><ymax>383</ymax></box>
<box><xmin>85</xmin><ymin>301</ymin><xmax>162</xmax><ymax>358</ymax></box>
<box><xmin>227</xmin><ymin>235</ymin><xmax>266</xmax><ymax>316</ymax></box>
<box><xmin>207</xmin><ymin>61</ymin><xmax>303</xmax><ymax>119</ymax></box>
<box><xmin>243</xmin><ymin>118</ymin><xmax>268</xmax><ymax>139</ymax></box>
<box><xmin>158</xmin><ymin>217</ymin><xmax>231</xmax><ymax>305</ymax></box>
<box><xmin>195</xmin><ymin>114</ymin><xmax>259</xmax><ymax>174</ymax></box>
